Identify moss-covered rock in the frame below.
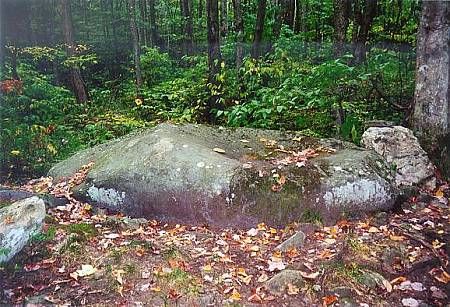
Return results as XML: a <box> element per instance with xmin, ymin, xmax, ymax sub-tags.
<box><xmin>49</xmin><ymin>123</ymin><xmax>398</xmax><ymax>227</ymax></box>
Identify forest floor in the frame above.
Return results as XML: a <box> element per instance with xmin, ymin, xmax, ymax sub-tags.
<box><xmin>1</xmin><ymin>173</ymin><xmax>449</xmax><ymax>306</ymax></box>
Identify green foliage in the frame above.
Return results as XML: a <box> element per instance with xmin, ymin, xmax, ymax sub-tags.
<box><xmin>140</xmin><ymin>47</ymin><xmax>174</xmax><ymax>85</ymax></box>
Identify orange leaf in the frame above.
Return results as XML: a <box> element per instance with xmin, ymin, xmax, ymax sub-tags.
<box><xmin>323</xmin><ymin>295</ymin><xmax>338</xmax><ymax>305</ymax></box>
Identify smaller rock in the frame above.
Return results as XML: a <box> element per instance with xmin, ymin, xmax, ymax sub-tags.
<box><xmin>264</xmin><ymin>269</ymin><xmax>304</xmax><ymax>295</ymax></box>
<box><xmin>275</xmin><ymin>231</ymin><xmax>306</xmax><ymax>252</ymax></box>
<box><xmin>106</xmin><ymin>216</ymin><xmax>148</xmax><ymax>229</ymax></box>
<box><xmin>23</xmin><ymin>295</ymin><xmax>52</xmax><ymax>307</ymax></box>
<box><xmin>339</xmin><ymin>297</ymin><xmax>359</xmax><ymax>307</ymax></box>
<box><xmin>402</xmin><ymin>297</ymin><xmax>419</xmax><ymax>307</ymax></box>
<box><xmin>0</xmin><ymin>197</ymin><xmax>46</xmax><ymax>263</ymax></box>
<box><xmin>361</xmin><ymin>126</ymin><xmax>435</xmax><ymax>188</ymax></box>
<box><xmin>360</xmin><ymin>270</ymin><xmax>389</xmax><ymax>290</ymax></box>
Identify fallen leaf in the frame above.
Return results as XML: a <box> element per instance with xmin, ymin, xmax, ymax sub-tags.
<box><xmin>229</xmin><ymin>289</ymin><xmax>241</xmax><ymax>301</ymax></box>
<box><xmin>213</xmin><ymin>147</ymin><xmax>226</xmax><ymax>154</ymax></box>
<box><xmin>287</xmin><ymin>283</ymin><xmax>299</xmax><ymax>295</ymax></box>
<box><xmin>75</xmin><ymin>264</ymin><xmax>97</xmax><ymax>277</ymax></box>
<box><xmin>390</xmin><ymin>276</ymin><xmax>407</xmax><ymax>284</ymax></box>
<box><xmin>268</xmin><ymin>260</ymin><xmax>285</xmax><ymax>272</ymax></box>
<box><xmin>382</xmin><ymin>279</ymin><xmax>393</xmax><ymax>293</ymax></box>
<box><xmin>257</xmin><ymin>273</ymin><xmax>269</xmax><ymax>283</ymax></box>
<box><xmin>323</xmin><ymin>295</ymin><xmax>338</xmax><ymax>305</ymax></box>
<box><xmin>368</xmin><ymin>226</ymin><xmax>379</xmax><ymax>233</ymax></box>
<box><xmin>299</xmin><ymin>271</ymin><xmax>320</xmax><ymax>280</ymax></box>
<box><xmin>248</xmin><ymin>292</ymin><xmax>262</xmax><ymax>303</ymax></box>
<box><xmin>203</xmin><ymin>264</ymin><xmax>212</xmax><ymax>272</ymax></box>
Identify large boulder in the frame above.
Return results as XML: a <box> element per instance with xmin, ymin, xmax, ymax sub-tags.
<box><xmin>49</xmin><ymin>123</ymin><xmax>398</xmax><ymax>227</ymax></box>
<box><xmin>361</xmin><ymin>126</ymin><xmax>435</xmax><ymax>188</ymax></box>
<box><xmin>0</xmin><ymin>197</ymin><xmax>46</xmax><ymax>263</ymax></box>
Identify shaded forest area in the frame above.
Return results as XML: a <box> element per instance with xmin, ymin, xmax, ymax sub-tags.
<box><xmin>0</xmin><ymin>0</ymin><xmax>421</xmax><ymax>180</ymax></box>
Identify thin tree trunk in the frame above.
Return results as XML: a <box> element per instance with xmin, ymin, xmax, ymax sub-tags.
<box><xmin>206</xmin><ymin>0</ymin><xmax>222</xmax><ymax>122</ymax></box>
<box><xmin>110</xmin><ymin>0</ymin><xmax>120</xmax><ymax>78</ymax></box>
<box><xmin>127</xmin><ymin>0</ymin><xmax>143</xmax><ymax>99</ymax></box>
<box><xmin>220</xmin><ymin>0</ymin><xmax>228</xmax><ymax>37</ymax></box>
<box><xmin>199</xmin><ymin>0</ymin><xmax>203</xmax><ymax>18</ymax></box>
<box><xmin>273</xmin><ymin>0</ymin><xmax>287</xmax><ymax>38</ymax></box>
<box><xmin>232</xmin><ymin>0</ymin><xmax>244</xmax><ymax>71</ymax></box>
<box><xmin>139</xmin><ymin>0</ymin><xmax>148</xmax><ymax>46</ymax></box>
<box><xmin>61</xmin><ymin>0</ymin><xmax>89</xmax><ymax>103</ymax></box>
<box><xmin>333</xmin><ymin>0</ymin><xmax>350</xmax><ymax>57</ymax></box>
<box><xmin>251</xmin><ymin>0</ymin><xmax>267</xmax><ymax>58</ymax></box>
<box><xmin>352</xmin><ymin>0</ymin><xmax>378</xmax><ymax>64</ymax></box>
<box><xmin>411</xmin><ymin>0</ymin><xmax>450</xmax><ymax>179</ymax></box>
<box><xmin>147</xmin><ymin>0</ymin><xmax>165</xmax><ymax>50</ymax></box>
<box><xmin>181</xmin><ymin>0</ymin><xmax>194</xmax><ymax>54</ymax></box>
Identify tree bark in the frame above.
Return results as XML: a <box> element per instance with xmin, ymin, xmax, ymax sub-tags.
<box><xmin>220</xmin><ymin>0</ymin><xmax>228</xmax><ymax>37</ymax></box>
<box><xmin>273</xmin><ymin>0</ymin><xmax>287</xmax><ymax>38</ymax></box>
<box><xmin>352</xmin><ymin>0</ymin><xmax>378</xmax><ymax>64</ymax></box>
<box><xmin>60</xmin><ymin>0</ymin><xmax>89</xmax><ymax>103</ymax></box>
<box><xmin>333</xmin><ymin>0</ymin><xmax>350</xmax><ymax>56</ymax></box>
<box><xmin>127</xmin><ymin>0</ymin><xmax>144</xmax><ymax>99</ymax></box>
<box><xmin>139</xmin><ymin>0</ymin><xmax>148</xmax><ymax>46</ymax></box>
<box><xmin>181</xmin><ymin>0</ymin><xmax>194</xmax><ymax>54</ymax></box>
<box><xmin>206</xmin><ymin>0</ymin><xmax>222</xmax><ymax>122</ymax></box>
<box><xmin>251</xmin><ymin>0</ymin><xmax>267</xmax><ymax>58</ymax></box>
<box><xmin>147</xmin><ymin>0</ymin><xmax>165</xmax><ymax>50</ymax></box>
<box><xmin>411</xmin><ymin>0</ymin><xmax>450</xmax><ymax>179</ymax></box>
<box><xmin>199</xmin><ymin>0</ymin><xmax>203</xmax><ymax>18</ymax></box>
<box><xmin>232</xmin><ymin>0</ymin><xmax>244</xmax><ymax>70</ymax></box>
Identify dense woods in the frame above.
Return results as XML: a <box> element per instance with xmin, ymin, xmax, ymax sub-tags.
<box><xmin>0</xmin><ymin>0</ymin><xmax>448</xmax><ymax>180</ymax></box>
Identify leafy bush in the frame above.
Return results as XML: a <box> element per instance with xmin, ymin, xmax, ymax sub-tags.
<box><xmin>140</xmin><ymin>47</ymin><xmax>175</xmax><ymax>86</ymax></box>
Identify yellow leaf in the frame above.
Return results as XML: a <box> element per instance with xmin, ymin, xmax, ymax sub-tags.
<box><xmin>229</xmin><ymin>289</ymin><xmax>241</xmax><ymax>301</ymax></box>
<box><xmin>249</xmin><ymin>245</ymin><xmax>260</xmax><ymax>252</ymax></box>
<box><xmin>47</xmin><ymin>143</ymin><xmax>57</xmax><ymax>155</ymax></box>
<box><xmin>10</xmin><ymin>150</ymin><xmax>20</xmax><ymax>156</ymax></box>
<box><xmin>368</xmin><ymin>226</ymin><xmax>379</xmax><ymax>233</ymax></box>
<box><xmin>237</xmin><ymin>268</ymin><xmax>248</xmax><ymax>277</ymax></box>
<box><xmin>203</xmin><ymin>264</ymin><xmax>212</xmax><ymax>272</ymax></box>
<box><xmin>435</xmin><ymin>189</ymin><xmax>444</xmax><ymax>197</ymax></box>
<box><xmin>287</xmin><ymin>283</ymin><xmax>299</xmax><ymax>295</ymax></box>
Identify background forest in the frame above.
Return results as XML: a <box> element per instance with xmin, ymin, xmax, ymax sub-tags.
<box><xmin>0</xmin><ymin>0</ymin><xmax>420</xmax><ymax>180</ymax></box>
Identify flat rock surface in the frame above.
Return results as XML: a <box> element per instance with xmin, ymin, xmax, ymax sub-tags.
<box><xmin>49</xmin><ymin>123</ymin><xmax>398</xmax><ymax>226</ymax></box>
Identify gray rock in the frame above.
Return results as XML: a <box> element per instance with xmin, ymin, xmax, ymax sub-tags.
<box><xmin>361</xmin><ymin>126</ymin><xmax>435</xmax><ymax>188</ymax></box>
<box><xmin>264</xmin><ymin>269</ymin><xmax>304</xmax><ymax>295</ymax></box>
<box><xmin>49</xmin><ymin>123</ymin><xmax>398</xmax><ymax>227</ymax></box>
<box><xmin>0</xmin><ymin>197</ymin><xmax>46</xmax><ymax>263</ymax></box>
<box><xmin>360</xmin><ymin>270</ymin><xmax>389</xmax><ymax>290</ymax></box>
<box><xmin>276</xmin><ymin>230</ymin><xmax>306</xmax><ymax>252</ymax></box>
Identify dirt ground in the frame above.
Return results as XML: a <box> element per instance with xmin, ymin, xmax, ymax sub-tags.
<box><xmin>1</xmin><ymin>175</ymin><xmax>449</xmax><ymax>306</ymax></box>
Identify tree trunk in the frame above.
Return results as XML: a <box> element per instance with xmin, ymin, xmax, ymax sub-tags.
<box><xmin>147</xmin><ymin>0</ymin><xmax>165</xmax><ymax>50</ymax></box>
<box><xmin>251</xmin><ymin>0</ymin><xmax>267</xmax><ymax>58</ymax></box>
<box><xmin>273</xmin><ymin>0</ymin><xmax>287</xmax><ymax>38</ymax></box>
<box><xmin>232</xmin><ymin>0</ymin><xmax>244</xmax><ymax>71</ymax></box>
<box><xmin>411</xmin><ymin>0</ymin><xmax>450</xmax><ymax>179</ymax></box>
<box><xmin>60</xmin><ymin>0</ymin><xmax>89</xmax><ymax>103</ymax></box>
<box><xmin>127</xmin><ymin>0</ymin><xmax>143</xmax><ymax>99</ymax></box>
<box><xmin>220</xmin><ymin>0</ymin><xmax>228</xmax><ymax>37</ymax></box>
<box><xmin>139</xmin><ymin>0</ymin><xmax>148</xmax><ymax>46</ymax></box>
<box><xmin>181</xmin><ymin>0</ymin><xmax>194</xmax><ymax>54</ymax></box>
<box><xmin>352</xmin><ymin>0</ymin><xmax>378</xmax><ymax>64</ymax></box>
<box><xmin>206</xmin><ymin>0</ymin><xmax>222</xmax><ymax>122</ymax></box>
<box><xmin>333</xmin><ymin>0</ymin><xmax>350</xmax><ymax>57</ymax></box>
<box><xmin>199</xmin><ymin>0</ymin><xmax>203</xmax><ymax>18</ymax></box>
